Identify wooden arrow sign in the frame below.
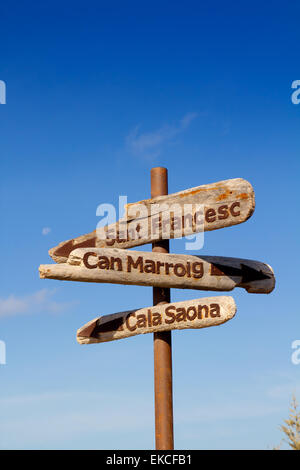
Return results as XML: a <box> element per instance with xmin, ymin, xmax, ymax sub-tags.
<box><xmin>77</xmin><ymin>296</ymin><xmax>237</xmax><ymax>344</ymax></box>
<box><xmin>39</xmin><ymin>247</ymin><xmax>275</xmax><ymax>293</ymax></box>
<box><xmin>49</xmin><ymin>178</ymin><xmax>255</xmax><ymax>263</ymax></box>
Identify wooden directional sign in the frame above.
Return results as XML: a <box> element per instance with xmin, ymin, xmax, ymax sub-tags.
<box><xmin>49</xmin><ymin>178</ymin><xmax>255</xmax><ymax>263</ymax></box>
<box><xmin>39</xmin><ymin>247</ymin><xmax>275</xmax><ymax>294</ymax></box>
<box><xmin>77</xmin><ymin>296</ymin><xmax>237</xmax><ymax>344</ymax></box>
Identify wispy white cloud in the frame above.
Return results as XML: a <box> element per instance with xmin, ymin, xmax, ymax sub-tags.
<box><xmin>126</xmin><ymin>112</ymin><xmax>198</xmax><ymax>160</ymax></box>
<box><xmin>0</xmin><ymin>289</ymin><xmax>76</xmax><ymax>317</ymax></box>
<box><xmin>267</xmin><ymin>382</ymin><xmax>300</xmax><ymax>400</ymax></box>
<box><xmin>0</xmin><ymin>390</ymin><xmax>152</xmax><ymax>449</ymax></box>
<box><xmin>42</xmin><ymin>227</ymin><xmax>51</xmax><ymax>236</ymax></box>
<box><xmin>0</xmin><ymin>388</ymin><xmax>288</xmax><ymax>450</ymax></box>
<box><xmin>179</xmin><ymin>112</ymin><xmax>198</xmax><ymax>129</ymax></box>
<box><xmin>177</xmin><ymin>400</ymin><xmax>283</xmax><ymax>423</ymax></box>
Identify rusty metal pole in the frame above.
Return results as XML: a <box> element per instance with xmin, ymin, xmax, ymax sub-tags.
<box><xmin>151</xmin><ymin>167</ymin><xmax>174</xmax><ymax>450</ymax></box>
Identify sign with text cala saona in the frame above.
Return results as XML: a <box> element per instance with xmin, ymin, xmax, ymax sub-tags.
<box><xmin>39</xmin><ymin>247</ymin><xmax>275</xmax><ymax>294</ymax></box>
<box><xmin>77</xmin><ymin>296</ymin><xmax>237</xmax><ymax>344</ymax></box>
<box><xmin>48</xmin><ymin>177</ymin><xmax>255</xmax><ymax>263</ymax></box>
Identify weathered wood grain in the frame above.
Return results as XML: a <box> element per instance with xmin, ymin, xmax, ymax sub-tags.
<box><xmin>49</xmin><ymin>178</ymin><xmax>255</xmax><ymax>263</ymax></box>
<box><xmin>77</xmin><ymin>296</ymin><xmax>237</xmax><ymax>344</ymax></box>
<box><xmin>39</xmin><ymin>247</ymin><xmax>275</xmax><ymax>294</ymax></box>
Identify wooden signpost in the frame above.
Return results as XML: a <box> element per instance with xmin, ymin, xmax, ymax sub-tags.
<box><xmin>77</xmin><ymin>296</ymin><xmax>237</xmax><ymax>344</ymax></box>
<box><xmin>48</xmin><ymin>177</ymin><xmax>255</xmax><ymax>263</ymax></box>
<box><xmin>151</xmin><ymin>167</ymin><xmax>173</xmax><ymax>450</ymax></box>
<box><xmin>38</xmin><ymin>167</ymin><xmax>275</xmax><ymax>451</ymax></box>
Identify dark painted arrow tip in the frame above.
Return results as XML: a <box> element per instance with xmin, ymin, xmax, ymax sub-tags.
<box><xmin>77</xmin><ymin>320</ymin><xmax>98</xmax><ymax>338</ymax></box>
<box><xmin>211</xmin><ymin>261</ymin><xmax>273</xmax><ymax>285</ymax></box>
<box><xmin>240</xmin><ymin>263</ymin><xmax>272</xmax><ymax>283</ymax></box>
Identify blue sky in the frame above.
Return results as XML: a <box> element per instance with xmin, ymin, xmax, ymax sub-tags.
<box><xmin>0</xmin><ymin>0</ymin><xmax>300</xmax><ymax>450</ymax></box>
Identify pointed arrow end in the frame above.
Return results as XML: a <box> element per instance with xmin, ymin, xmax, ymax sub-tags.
<box><xmin>77</xmin><ymin>318</ymin><xmax>99</xmax><ymax>344</ymax></box>
<box><xmin>240</xmin><ymin>263</ymin><xmax>275</xmax><ymax>293</ymax></box>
